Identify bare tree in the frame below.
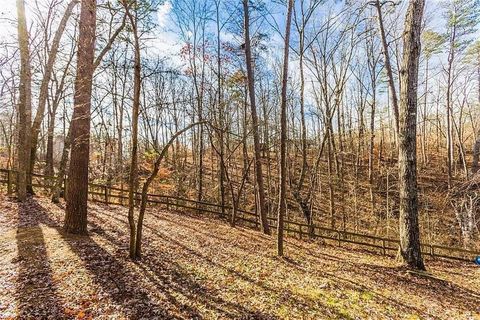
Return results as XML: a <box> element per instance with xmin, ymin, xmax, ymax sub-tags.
<box><xmin>243</xmin><ymin>0</ymin><xmax>270</xmax><ymax>235</ymax></box>
<box><xmin>443</xmin><ymin>0</ymin><xmax>479</xmax><ymax>188</ymax></box>
<box><xmin>28</xmin><ymin>0</ymin><xmax>78</xmax><ymax>192</ymax></box>
<box><xmin>373</xmin><ymin>0</ymin><xmax>399</xmax><ymax>135</ymax></box>
<box><xmin>291</xmin><ymin>0</ymin><xmax>323</xmax><ymax>235</ymax></box>
<box><xmin>277</xmin><ymin>0</ymin><xmax>294</xmax><ymax>257</ymax></box>
<box><xmin>134</xmin><ymin>122</ymin><xmax>203</xmax><ymax>259</ymax></box>
<box><xmin>120</xmin><ymin>0</ymin><xmax>142</xmax><ymax>259</ymax></box>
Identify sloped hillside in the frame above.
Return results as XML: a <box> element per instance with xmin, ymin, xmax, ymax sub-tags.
<box><xmin>0</xmin><ymin>195</ymin><xmax>479</xmax><ymax>319</ymax></box>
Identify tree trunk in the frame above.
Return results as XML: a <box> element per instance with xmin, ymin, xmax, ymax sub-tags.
<box><xmin>243</xmin><ymin>0</ymin><xmax>270</xmax><ymax>235</ymax></box>
<box><xmin>291</xmin><ymin>4</ymin><xmax>316</xmax><ymax>234</ymax></box>
<box><xmin>421</xmin><ymin>58</ymin><xmax>429</xmax><ymax>165</ymax></box>
<box><xmin>45</xmin><ymin>105</ymin><xmax>55</xmax><ymax>178</ymax></box>
<box><xmin>64</xmin><ymin>0</ymin><xmax>96</xmax><ymax>235</ymax></box>
<box><xmin>397</xmin><ymin>0</ymin><xmax>425</xmax><ymax>270</ymax></box>
<box><xmin>374</xmin><ymin>0</ymin><xmax>399</xmax><ymax>134</ymax></box>
<box><xmin>15</xmin><ymin>0</ymin><xmax>32</xmax><ymax>202</ymax></box>
<box><xmin>51</xmin><ymin>126</ymin><xmax>71</xmax><ymax>203</ymax></box>
<box><xmin>471</xmin><ymin>131</ymin><xmax>480</xmax><ymax>174</ymax></box>
<box><xmin>215</xmin><ymin>1</ymin><xmax>226</xmax><ymax>217</ymax></box>
<box><xmin>135</xmin><ymin>122</ymin><xmax>203</xmax><ymax>259</ymax></box>
<box><xmin>28</xmin><ymin>0</ymin><xmax>78</xmax><ymax>192</ymax></box>
<box><xmin>369</xmin><ymin>88</ymin><xmax>376</xmax><ymax>223</ymax></box>
<box><xmin>277</xmin><ymin>0</ymin><xmax>294</xmax><ymax>257</ymax></box>
<box><xmin>123</xmin><ymin>0</ymin><xmax>141</xmax><ymax>259</ymax></box>
<box><xmin>445</xmin><ymin>27</ymin><xmax>457</xmax><ymax>189</ymax></box>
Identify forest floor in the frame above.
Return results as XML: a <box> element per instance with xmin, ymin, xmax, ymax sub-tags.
<box><xmin>0</xmin><ymin>194</ymin><xmax>479</xmax><ymax>320</ymax></box>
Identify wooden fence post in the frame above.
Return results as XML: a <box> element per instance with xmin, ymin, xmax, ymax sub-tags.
<box><xmin>63</xmin><ymin>175</ymin><xmax>67</xmax><ymax>200</ymax></box>
<box><xmin>7</xmin><ymin>170</ymin><xmax>12</xmax><ymax>195</ymax></box>
<box><xmin>104</xmin><ymin>185</ymin><xmax>109</xmax><ymax>203</ymax></box>
<box><xmin>135</xmin><ymin>188</ymin><xmax>140</xmax><ymax>207</ymax></box>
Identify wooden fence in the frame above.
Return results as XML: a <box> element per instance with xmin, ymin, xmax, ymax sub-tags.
<box><xmin>1</xmin><ymin>168</ymin><xmax>478</xmax><ymax>262</ymax></box>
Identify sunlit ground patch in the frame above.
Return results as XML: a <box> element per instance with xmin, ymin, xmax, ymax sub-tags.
<box><xmin>0</xmin><ymin>194</ymin><xmax>479</xmax><ymax>319</ymax></box>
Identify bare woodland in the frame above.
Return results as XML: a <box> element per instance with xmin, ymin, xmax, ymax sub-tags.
<box><xmin>0</xmin><ymin>0</ymin><xmax>480</xmax><ymax>318</ymax></box>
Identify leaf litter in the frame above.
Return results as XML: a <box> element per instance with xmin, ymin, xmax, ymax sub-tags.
<box><xmin>0</xmin><ymin>194</ymin><xmax>479</xmax><ymax>319</ymax></box>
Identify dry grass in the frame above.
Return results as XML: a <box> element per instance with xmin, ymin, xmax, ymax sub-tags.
<box><xmin>0</xmin><ymin>194</ymin><xmax>479</xmax><ymax>319</ymax></box>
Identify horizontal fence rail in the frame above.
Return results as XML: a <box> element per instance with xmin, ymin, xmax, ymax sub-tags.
<box><xmin>0</xmin><ymin>168</ymin><xmax>478</xmax><ymax>262</ymax></box>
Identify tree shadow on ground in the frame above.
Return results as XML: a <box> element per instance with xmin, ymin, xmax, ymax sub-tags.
<box><xmin>21</xmin><ymin>197</ymin><xmax>480</xmax><ymax>319</ymax></box>
<box><xmin>82</xmin><ymin>203</ymin><xmax>361</xmax><ymax>319</ymax></box>
<box><xmin>34</xmin><ymin>198</ymin><xmax>280</xmax><ymax>319</ymax></box>
<box><xmin>96</xmin><ymin>203</ymin><xmax>480</xmax><ymax>317</ymax></box>
<box><xmin>86</xmin><ymin>216</ymin><xmax>283</xmax><ymax>319</ymax></box>
<box><xmin>31</xmin><ymin>199</ymin><xmax>189</xmax><ymax>319</ymax></box>
<box><xmin>286</xmin><ymin>239</ymin><xmax>480</xmax><ymax>317</ymax></box>
<box><xmin>15</xmin><ymin>197</ymin><xmax>67</xmax><ymax>319</ymax></box>
<box><xmin>352</xmin><ymin>261</ymin><xmax>480</xmax><ymax>313</ymax></box>
<box><xmin>158</xmin><ymin>209</ymin><xmax>480</xmax><ymax>318</ymax></box>
<box><xmin>134</xmin><ymin>224</ymin><xmax>378</xmax><ymax>319</ymax></box>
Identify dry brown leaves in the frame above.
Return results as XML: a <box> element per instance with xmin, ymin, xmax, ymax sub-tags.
<box><xmin>0</xmin><ymin>194</ymin><xmax>479</xmax><ymax>319</ymax></box>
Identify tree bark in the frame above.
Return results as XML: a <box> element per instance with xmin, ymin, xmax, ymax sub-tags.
<box><xmin>472</xmin><ymin>131</ymin><xmax>480</xmax><ymax>174</ymax></box>
<box><xmin>243</xmin><ymin>0</ymin><xmax>270</xmax><ymax>235</ymax></box>
<box><xmin>28</xmin><ymin>0</ymin><xmax>78</xmax><ymax>192</ymax></box>
<box><xmin>51</xmin><ymin>126</ymin><xmax>71</xmax><ymax>203</ymax></box>
<box><xmin>374</xmin><ymin>0</ymin><xmax>399</xmax><ymax>135</ymax></box>
<box><xmin>277</xmin><ymin>0</ymin><xmax>294</xmax><ymax>257</ymax></box>
<box><xmin>64</xmin><ymin>0</ymin><xmax>96</xmax><ymax>235</ymax></box>
<box><xmin>123</xmin><ymin>0</ymin><xmax>141</xmax><ymax>260</ymax></box>
<box><xmin>15</xmin><ymin>0</ymin><xmax>32</xmax><ymax>202</ymax></box>
<box><xmin>397</xmin><ymin>0</ymin><xmax>425</xmax><ymax>270</ymax></box>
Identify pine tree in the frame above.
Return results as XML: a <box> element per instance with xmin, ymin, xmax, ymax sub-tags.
<box><xmin>397</xmin><ymin>0</ymin><xmax>426</xmax><ymax>270</ymax></box>
<box><xmin>64</xmin><ymin>0</ymin><xmax>97</xmax><ymax>234</ymax></box>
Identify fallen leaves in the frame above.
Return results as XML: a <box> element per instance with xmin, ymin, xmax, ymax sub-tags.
<box><xmin>0</xmin><ymin>194</ymin><xmax>479</xmax><ymax>319</ymax></box>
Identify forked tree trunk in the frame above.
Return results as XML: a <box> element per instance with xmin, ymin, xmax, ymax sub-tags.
<box><xmin>28</xmin><ymin>0</ymin><xmax>78</xmax><ymax>193</ymax></box>
<box><xmin>46</xmin><ymin>49</ymin><xmax>74</xmax><ymax>179</ymax></box>
<box><xmin>134</xmin><ymin>122</ymin><xmax>203</xmax><ymax>259</ymax></box>
<box><xmin>397</xmin><ymin>0</ymin><xmax>425</xmax><ymax>270</ymax></box>
<box><xmin>64</xmin><ymin>0</ymin><xmax>96</xmax><ymax>234</ymax></box>
<box><xmin>291</xmin><ymin>0</ymin><xmax>320</xmax><ymax>236</ymax></box>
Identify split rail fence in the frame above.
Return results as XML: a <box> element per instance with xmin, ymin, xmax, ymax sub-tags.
<box><xmin>1</xmin><ymin>168</ymin><xmax>478</xmax><ymax>262</ymax></box>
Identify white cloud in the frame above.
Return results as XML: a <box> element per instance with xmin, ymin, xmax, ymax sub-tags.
<box><xmin>157</xmin><ymin>1</ymin><xmax>172</xmax><ymax>28</ymax></box>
